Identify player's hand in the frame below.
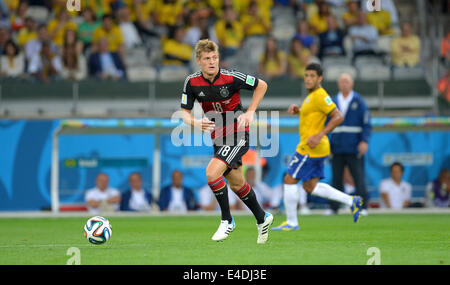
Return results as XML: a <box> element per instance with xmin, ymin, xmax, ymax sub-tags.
<box><xmin>237</xmin><ymin>111</ymin><xmax>254</xmax><ymax>129</ymax></box>
<box><xmin>306</xmin><ymin>133</ymin><xmax>323</xmax><ymax>149</ymax></box>
<box><xmin>194</xmin><ymin>117</ymin><xmax>215</xmax><ymax>133</ymax></box>
<box><xmin>287</xmin><ymin>104</ymin><xmax>300</xmax><ymax>115</ymax></box>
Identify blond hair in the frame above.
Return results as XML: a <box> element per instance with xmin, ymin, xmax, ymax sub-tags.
<box><xmin>195</xmin><ymin>39</ymin><xmax>219</xmax><ymax>59</ymax></box>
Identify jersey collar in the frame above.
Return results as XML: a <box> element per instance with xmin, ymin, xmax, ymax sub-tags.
<box><xmin>201</xmin><ymin>68</ymin><xmax>221</xmax><ymax>84</ymax></box>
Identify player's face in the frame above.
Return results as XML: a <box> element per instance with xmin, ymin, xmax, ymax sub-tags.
<box><xmin>197</xmin><ymin>51</ymin><xmax>219</xmax><ymax>77</ymax></box>
<box><xmin>304</xmin><ymin>70</ymin><xmax>322</xmax><ymax>91</ymax></box>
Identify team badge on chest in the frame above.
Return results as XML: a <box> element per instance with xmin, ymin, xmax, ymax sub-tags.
<box><xmin>219</xmin><ymin>86</ymin><xmax>229</xmax><ymax>98</ymax></box>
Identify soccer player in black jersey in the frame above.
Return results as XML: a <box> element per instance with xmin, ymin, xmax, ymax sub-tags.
<box><xmin>180</xmin><ymin>39</ymin><xmax>273</xmax><ymax>243</ymax></box>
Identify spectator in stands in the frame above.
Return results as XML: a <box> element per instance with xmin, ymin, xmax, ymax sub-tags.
<box><xmin>425</xmin><ymin>168</ymin><xmax>450</xmax><ymax>208</ymax></box>
<box><xmin>287</xmin><ymin>37</ymin><xmax>310</xmax><ymax>79</ymax></box>
<box><xmin>92</xmin><ymin>14</ymin><xmax>125</xmax><ymax>60</ymax></box>
<box><xmin>328</xmin><ymin>72</ymin><xmax>370</xmax><ymax>216</ymax></box>
<box><xmin>9</xmin><ymin>0</ymin><xmax>27</xmax><ymax>32</ymax></box>
<box><xmin>129</xmin><ymin>0</ymin><xmax>160</xmax><ymax>43</ymax></box>
<box><xmin>88</xmin><ymin>37</ymin><xmax>127</xmax><ymax>80</ymax></box>
<box><xmin>293</xmin><ymin>19</ymin><xmax>318</xmax><ymax>56</ymax></box>
<box><xmin>161</xmin><ymin>25</ymin><xmax>192</xmax><ymax>67</ymax></box>
<box><xmin>363</xmin><ymin>0</ymin><xmax>399</xmax><ymax>27</ymax></box>
<box><xmin>117</xmin><ymin>5</ymin><xmax>143</xmax><ymax>50</ymax></box>
<box><xmin>28</xmin><ymin>40</ymin><xmax>63</xmax><ymax>82</ymax></box>
<box><xmin>0</xmin><ymin>2</ymin><xmax>9</xmax><ymax>28</ymax></box>
<box><xmin>0</xmin><ymin>39</ymin><xmax>24</xmax><ymax>78</ymax></box>
<box><xmin>63</xmin><ymin>28</ymin><xmax>83</xmax><ymax>57</ymax></box>
<box><xmin>85</xmin><ymin>173</ymin><xmax>121</xmax><ymax>214</ymax></box>
<box><xmin>60</xmin><ymin>40</ymin><xmax>87</xmax><ymax>81</ymax></box>
<box><xmin>348</xmin><ymin>11</ymin><xmax>378</xmax><ymax>61</ymax></box>
<box><xmin>158</xmin><ymin>170</ymin><xmax>198</xmax><ymax>212</ymax></box>
<box><xmin>367</xmin><ymin>8</ymin><xmax>394</xmax><ymax>36</ymax></box>
<box><xmin>258</xmin><ymin>36</ymin><xmax>287</xmax><ymax>79</ymax></box>
<box><xmin>308</xmin><ymin>1</ymin><xmax>330</xmax><ymax>35</ymax></box>
<box><xmin>152</xmin><ymin>0</ymin><xmax>184</xmax><ymax>27</ymax></box>
<box><xmin>184</xmin><ymin>11</ymin><xmax>218</xmax><ymax>47</ymax></box>
<box><xmin>120</xmin><ymin>172</ymin><xmax>153</xmax><ymax>212</ymax></box>
<box><xmin>199</xmin><ymin>183</ymin><xmax>238</xmax><ymax>212</ymax></box>
<box><xmin>0</xmin><ymin>26</ymin><xmax>10</xmax><ymax>54</ymax></box>
<box><xmin>318</xmin><ymin>15</ymin><xmax>345</xmax><ymax>59</ymax></box>
<box><xmin>214</xmin><ymin>6</ymin><xmax>243</xmax><ymax>66</ymax></box>
<box><xmin>24</xmin><ymin>24</ymin><xmax>58</xmax><ymax>64</ymax></box>
<box><xmin>342</xmin><ymin>0</ymin><xmax>360</xmax><ymax>29</ymax></box>
<box><xmin>78</xmin><ymin>8</ymin><xmax>101</xmax><ymax>54</ymax></box>
<box><xmin>391</xmin><ymin>22</ymin><xmax>421</xmax><ymax>68</ymax></box>
<box><xmin>379</xmin><ymin>162</ymin><xmax>412</xmax><ymax>210</ymax></box>
<box><xmin>47</xmin><ymin>10</ymin><xmax>78</xmax><ymax>48</ymax></box>
<box><xmin>240</xmin><ymin>1</ymin><xmax>271</xmax><ymax>38</ymax></box>
<box><xmin>86</xmin><ymin>0</ymin><xmax>112</xmax><ymax>20</ymax></box>
<box><xmin>16</xmin><ymin>17</ymin><xmax>37</xmax><ymax>48</ymax></box>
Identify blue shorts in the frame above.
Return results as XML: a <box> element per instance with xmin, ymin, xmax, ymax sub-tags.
<box><xmin>287</xmin><ymin>152</ymin><xmax>326</xmax><ymax>182</ymax></box>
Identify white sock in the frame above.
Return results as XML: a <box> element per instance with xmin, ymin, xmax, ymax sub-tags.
<box><xmin>284</xmin><ymin>184</ymin><xmax>299</xmax><ymax>226</ymax></box>
<box><xmin>298</xmin><ymin>184</ymin><xmax>308</xmax><ymax>206</ymax></box>
<box><xmin>311</xmin><ymin>182</ymin><xmax>353</xmax><ymax>206</ymax></box>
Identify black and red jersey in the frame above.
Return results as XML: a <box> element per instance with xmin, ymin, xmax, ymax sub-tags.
<box><xmin>180</xmin><ymin>68</ymin><xmax>259</xmax><ymax>139</ymax></box>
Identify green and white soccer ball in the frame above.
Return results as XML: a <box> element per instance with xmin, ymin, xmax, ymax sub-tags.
<box><xmin>84</xmin><ymin>216</ymin><xmax>112</xmax><ymax>245</ymax></box>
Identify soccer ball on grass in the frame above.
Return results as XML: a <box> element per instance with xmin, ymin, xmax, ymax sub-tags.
<box><xmin>84</xmin><ymin>216</ymin><xmax>112</xmax><ymax>245</ymax></box>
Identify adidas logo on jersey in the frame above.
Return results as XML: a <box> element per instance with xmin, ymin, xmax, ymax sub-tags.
<box><xmin>199</xmin><ymin>91</ymin><xmax>206</xmax><ymax>97</ymax></box>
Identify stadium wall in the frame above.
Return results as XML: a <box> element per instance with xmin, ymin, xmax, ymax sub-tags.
<box><xmin>0</xmin><ymin>119</ymin><xmax>449</xmax><ymax>211</ymax></box>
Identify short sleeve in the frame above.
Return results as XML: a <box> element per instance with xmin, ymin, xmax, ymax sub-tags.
<box><xmin>316</xmin><ymin>90</ymin><xmax>337</xmax><ymax>115</ymax></box>
<box><xmin>181</xmin><ymin>78</ymin><xmax>196</xmax><ymax>110</ymax></box>
<box><xmin>85</xmin><ymin>189</ymin><xmax>95</xmax><ymax>202</ymax></box>
<box><xmin>228</xmin><ymin>69</ymin><xmax>259</xmax><ymax>91</ymax></box>
<box><xmin>109</xmin><ymin>188</ymin><xmax>121</xmax><ymax>198</ymax></box>
<box><xmin>404</xmin><ymin>183</ymin><xmax>412</xmax><ymax>200</ymax></box>
<box><xmin>379</xmin><ymin>180</ymin><xmax>388</xmax><ymax>194</ymax></box>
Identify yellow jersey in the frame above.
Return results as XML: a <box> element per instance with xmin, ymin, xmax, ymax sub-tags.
<box><xmin>296</xmin><ymin>87</ymin><xmax>336</xmax><ymax>157</ymax></box>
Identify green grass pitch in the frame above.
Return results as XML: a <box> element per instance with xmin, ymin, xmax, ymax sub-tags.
<box><xmin>0</xmin><ymin>214</ymin><xmax>448</xmax><ymax>265</ymax></box>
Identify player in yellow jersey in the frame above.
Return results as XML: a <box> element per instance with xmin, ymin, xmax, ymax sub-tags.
<box><xmin>272</xmin><ymin>63</ymin><xmax>363</xmax><ymax>231</ymax></box>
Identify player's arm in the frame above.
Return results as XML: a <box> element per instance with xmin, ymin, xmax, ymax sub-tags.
<box><xmin>180</xmin><ymin>79</ymin><xmax>215</xmax><ymax>132</ymax></box>
<box><xmin>181</xmin><ymin>108</ymin><xmax>215</xmax><ymax>132</ymax></box>
<box><xmin>307</xmin><ymin>108</ymin><xmax>344</xmax><ymax>148</ymax></box>
<box><xmin>237</xmin><ymin>79</ymin><xmax>268</xmax><ymax>128</ymax></box>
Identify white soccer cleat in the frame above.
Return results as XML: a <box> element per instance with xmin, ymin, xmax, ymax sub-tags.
<box><xmin>211</xmin><ymin>218</ymin><xmax>235</xmax><ymax>242</ymax></box>
<box><xmin>257</xmin><ymin>212</ymin><xmax>274</xmax><ymax>244</ymax></box>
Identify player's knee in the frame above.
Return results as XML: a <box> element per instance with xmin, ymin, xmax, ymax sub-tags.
<box><xmin>302</xmin><ymin>182</ymin><xmax>315</xmax><ymax>194</ymax></box>
<box><xmin>284</xmin><ymin>173</ymin><xmax>297</xmax><ymax>185</ymax></box>
<box><xmin>205</xmin><ymin>169</ymin><xmax>221</xmax><ymax>183</ymax></box>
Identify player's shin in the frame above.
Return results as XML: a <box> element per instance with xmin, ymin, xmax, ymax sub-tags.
<box><xmin>236</xmin><ymin>182</ymin><xmax>265</xmax><ymax>224</ymax></box>
<box><xmin>284</xmin><ymin>184</ymin><xmax>299</xmax><ymax>226</ymax></box>
<box><xmin>311</xmin><ymin>182</ymin><xmax>353</xmax><ymax>206</ymax></box>
<box><xmin>208</xmin><ymin>176</ymin><xmax>232</xmax><ymax>222</ymax></box>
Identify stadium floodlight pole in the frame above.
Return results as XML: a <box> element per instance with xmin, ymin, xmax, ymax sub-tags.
<box><xmin>51</xmin><ymin>125</ymin><xmax>62</xmax><ymax>214</ymax></box>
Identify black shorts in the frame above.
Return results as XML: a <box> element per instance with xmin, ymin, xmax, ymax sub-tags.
<box><xmin>213</xmin><ymin>131</ymin><xmax>249</xmax><ymax>174</ymax></box>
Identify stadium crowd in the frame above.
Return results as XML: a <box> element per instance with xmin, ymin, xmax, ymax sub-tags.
<box><xmin>0</xmin><ymin>0</ymin><xmax>443</xmax><ymax>91</ymax></box>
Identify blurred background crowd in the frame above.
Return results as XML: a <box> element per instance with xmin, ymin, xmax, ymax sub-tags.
<box><xmin>0</xmin><ymin>0</ymin><xmax>447</xmax><ymax>90</ymax></box>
